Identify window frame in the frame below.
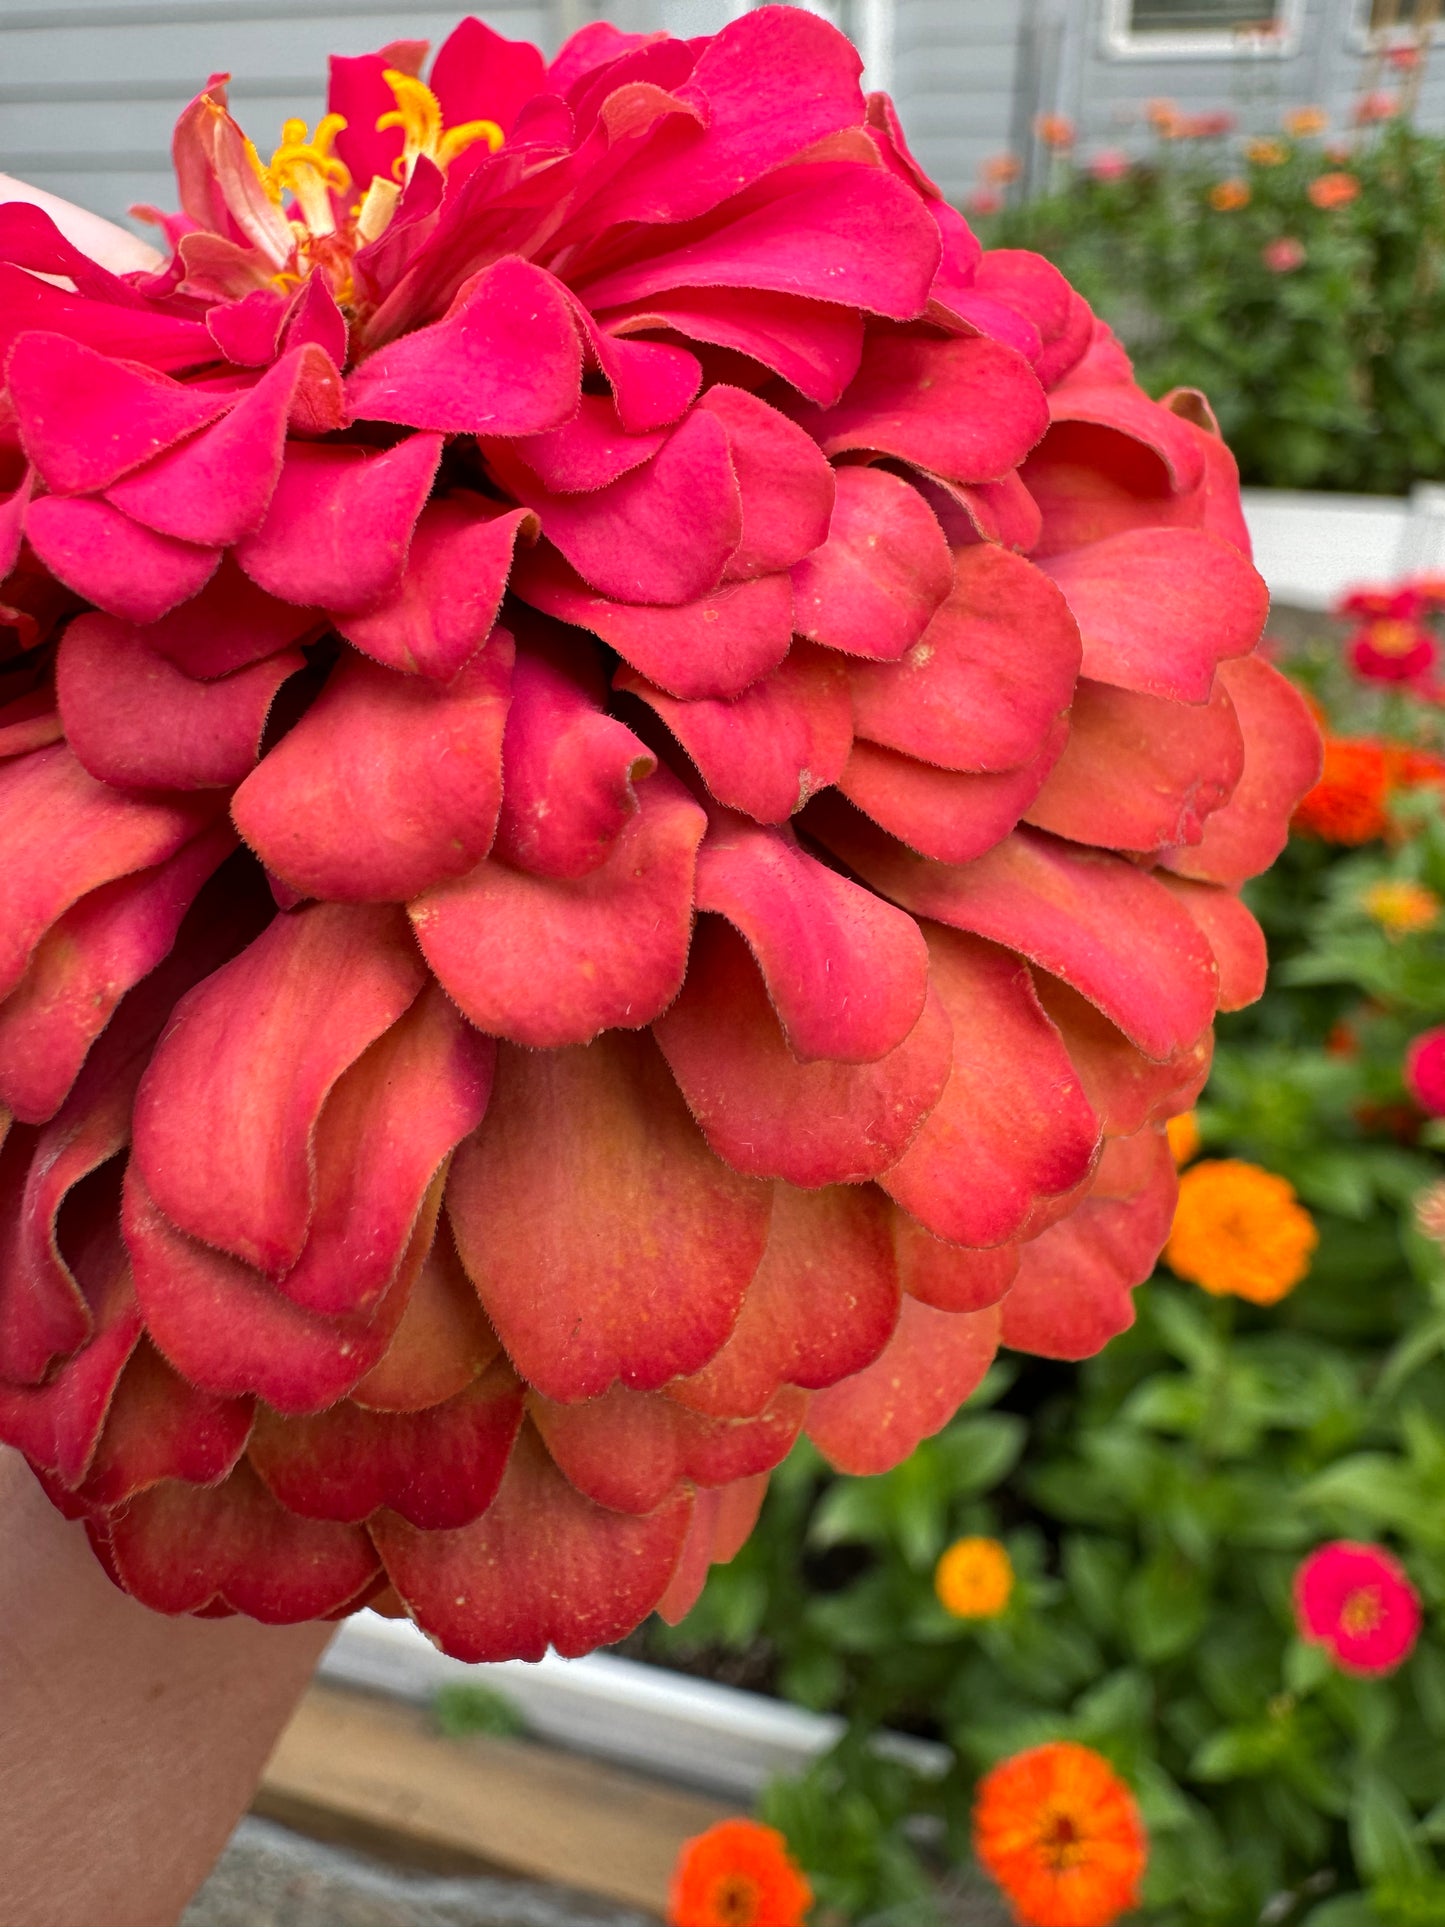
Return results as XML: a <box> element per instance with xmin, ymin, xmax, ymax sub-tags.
<box><xmin>1101</xmin><ymin>0</ymin><xmax>1307</xmax><ymax>59</ymax></box>
<box><xmin>1347</xmin><ymin>0</ymin><xmax>1445</xmax><ymax>50</ymax></box>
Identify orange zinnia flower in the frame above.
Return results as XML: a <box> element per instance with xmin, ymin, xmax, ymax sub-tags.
<box><xmin>1284</xmin><ymin>105</ymin><xmax>1328</xmax><ymax>137</ymax></box>
<box><xmin>1292</xmin><ymin>738</ymin><xmax>1390</xmax><ymax>843</ymax></box>
<box><xmin>1035</xmin><ymin>114</ymin><xmax>1076</xmax><ymax>149</ymax></box>
<box><xmin>983</xmin><ymin>152</ymin><xmax>1024</xmax><ymax>184</ymax></box>
<box><xmin>973</xmin><ymin>1742</ymin><xmax>1147</xmax><ymax>1927</ymax></box>
<box><xmin>1165</xmin><ymin>1160</ymin><xmax>1317</xmax><ymax>1305</ymax></box>
<box><xmin>1166</xmin><ymin>1111</ymin><xmax>1201</xmax><ymax>1165</ymax></box>
<box><xmin>1209</xmin><ymin>178</ymin><xmax>1251</xmax><ymax>211</ymax></box>
<box><xmin>936</xmin><ymin>1536</ymin><xmax>1014</xmax><ymax>1618</ymax></box>
<box><xmin>670</xmin><ymin>1820</ymin><xmax>813</xmax><ymax>1927</ymax></box>
<box><xmin>1246</xmin><ymin>136</ymin><xmax>1289</xmax><ymax>166</ymax></box>
<box><xmin>1361</xmin><ymin>878</ymin><xmax>1439</xmax><ymax>936</ymax></box>
<box><xmin>1308</xmin><ymin>171</ymin><xmax>1360</xmax><ymax>208</ymax></box>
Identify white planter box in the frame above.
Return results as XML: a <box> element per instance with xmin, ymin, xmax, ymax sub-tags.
<box><xmin>1241</xmin><ymin>484</ymin><xmax>1445</xmax><ymax>610</ymax></box>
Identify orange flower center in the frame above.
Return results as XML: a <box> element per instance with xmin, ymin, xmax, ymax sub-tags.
<box><xmin>708</xmin><ymin>1873</ymin><xmax>762</xmax><ymax>1926</ymax></box>
<box><xmin>1341</xmin><ymin>1585</ymin><xmax>1385</xmax><ymax>1636</ymax></box>
<box><xmin>1366</xmin><ymin>619</ymin><xmax>1420</xmax><ymax>656</ymax></box>
<box><xmin>1040</xmin><ymin>1807</ymin><xmax>1085</xmax><ymax>1869</ymax></box>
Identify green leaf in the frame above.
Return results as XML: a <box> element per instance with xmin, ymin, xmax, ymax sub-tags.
<box><xmin>1350</xmin><ymin>1769</ymin><xmax>1429</xmax><ymax>1884</ymax></box>
<box><xmin>1124</xmin><ymin>1548</ymin><xmax>1208</xmax><ymax>1665</ymax></box>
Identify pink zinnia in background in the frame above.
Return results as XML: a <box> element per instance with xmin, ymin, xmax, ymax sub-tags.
<box><xmin>1406</xmin><ymin>1028</ymin><xmax>1445</xmax><ymax>1115</ymax></box>
<box><xmin>1295</xmin><ymin>1542</ymin><xmax>1422</xmax><ymax>1676</ymax></box>
<box><xmin>1089</xmin><ymin>149</ymin><xmax>1131</xmax><ymax>183</ymax></box>
<box><xmin>1262</xmin><ymin>237</ymin><xmax>1306</xmax><ymax>273</ymax></box>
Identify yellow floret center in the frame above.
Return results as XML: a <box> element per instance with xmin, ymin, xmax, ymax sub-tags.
<box><xmin>378</xmin><ymin>70</ymin><xmax>504</xmax><ymax>181</ymax></box>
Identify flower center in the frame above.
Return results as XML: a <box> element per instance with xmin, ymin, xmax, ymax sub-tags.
<box><xmin>1341</xmin><ymin>1585</ymin><xmax>1385</xmax><ymax>1636</ymax></box>
<box><xmin>1039</xmin><ymin>1807</ymin><xmax>1086</xmax><ymax>1869</ymax></box>
<box><xmin>708</xmin><ymin>1874</ymin><xmax>762</xmax><ymax>1925</ymax></box>
<box><xmin>251</xmin><ymin>114</ymin><xmax>351</xmax><ymax>238</ymax></box>
<box><xmin>378</xmin><ymin>70</ymin><xmax>504</xmax><ymax>181</ymax></box>
<box><xmin>1366</xmin><ymin>619</ymin><xmax>1422</xmax><ymax>657</ymax></box>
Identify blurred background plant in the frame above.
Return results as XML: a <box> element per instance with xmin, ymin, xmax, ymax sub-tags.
<box><xmin>971</xmin><ymin>77</ymin><xmax>1445</xmax><ymax>496</ymax></box>
<box><xmin>643</xmin><ymin>582</ymin><xmax>1445</xmax><ymax>1926</ymax></box>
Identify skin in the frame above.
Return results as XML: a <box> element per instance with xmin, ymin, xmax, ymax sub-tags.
<box><xmin>0</xmin><ymin>1449</ymin><xmax>331</xmax><ymax>1927</ymax></box>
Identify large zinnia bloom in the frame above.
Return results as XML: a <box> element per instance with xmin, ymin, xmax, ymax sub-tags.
<box><xmin>0</xmin><ymin>10</ymin><xmax>1319</xmax><ymax>1658</ymax></box>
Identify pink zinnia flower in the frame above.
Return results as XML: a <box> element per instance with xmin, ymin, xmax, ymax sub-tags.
<box><xmin>1262</xmin><ymin>237</ymin><xmax>1306</xmax><ymax>273</ymax></box>
<box><xmin>0</xmin><ymin>11</ymin><xmax>1320</xmax><ymax>1659</ymax></box>
<box><xmin>1347</xmin><ymin>618</ymin><xmax>1436</xmax><ymax>684</ymax></box>
<box><xmin>966</xmin><ymin>188</ymin><xmax>1004</xmax><ymax>216</ymax></box>
<box><xmin>1089</xmin><ymin>150</ymin><xmax>1131</xmax><ymax>183</ymax></box>
<box><xmin>1406</xmin><ymin>1029</ymin><xmax>1445</xmax><ymax>1115</ymax></box>
<box><xmin>1295</xmin><ymin>1542</ymin><xmax>1422</xmax><ymax>1677</ymax></box>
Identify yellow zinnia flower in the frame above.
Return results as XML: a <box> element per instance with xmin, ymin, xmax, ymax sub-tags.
<box><xmin>935</xmin><ymin>1536</ymin><xmax>1014</xmax><ymax>1619</ymax></box>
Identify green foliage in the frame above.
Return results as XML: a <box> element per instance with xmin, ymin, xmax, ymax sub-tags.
<box><xmin>431</xmin><ymin>1680</ymin><xmax>527</xmax><ymax>1740</ymax></box>
<box><xmin>650</xmin><ymin>642</ymin><xmax>1445</xmax><ymax>1921</ymax></box>
<box><xmin>981</xmin><ymin>119</ymin><xmax>1445</xmax><ymax>496</ymax></box>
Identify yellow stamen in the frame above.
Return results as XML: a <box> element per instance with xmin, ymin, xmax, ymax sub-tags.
<box><xmin>264</xmin><ymin>113</ymin><xmax>351</xmax><ymax>237</ymax></box>
<box><xmin>377</xmin><ymin>69</ymin><xmax>503</xmax><ymax>181</ymax></box>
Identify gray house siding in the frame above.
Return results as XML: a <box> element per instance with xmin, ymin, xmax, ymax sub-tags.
<box><xmin>2</xmin><ymin>0</ymin><xmax>1444</xmax><ymax>227</ymax></box>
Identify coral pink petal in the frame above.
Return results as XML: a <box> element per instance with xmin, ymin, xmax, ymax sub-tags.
<box><xmin>838</xmin><ymin>723</ymin><xmax>1068</xmax><ymax>865</ymax></box>
<box><xmin>601</xmin><ymin>288</ymin><xmax>863</xmax><ymax>409</ymax></box>
<box><xmin>345</xmin><ymin>256</ymin><xmax>582</xmax><ymax>434</ymax></box>
<box><xmin>816</xmin><ymin>813</ymin><xmax>1219</xmax><ymax>1061</ymax></box>
<box><xmin>696</xmin><ymin>385</ymin><xmax>835</xmax><ymax>578</ymax></box>
<box><xmin>234</xmin><ymin>435</ymin><xmax>443</xmax><ymax>615</ymax></box>
<box><xmin>103</xmin><ymin>1458</ymin><xmax>378</xmax><ymax>1623</ymax></box>
<box><xmin>881</xmin><ymin>928</ymin><xmax>1100</xmax><ymax>1247</ymax></box>
<box><xmin>694</xmin><ymin>812</ymin><xmax>929</xmax><ymax>1062</ymax></box>
<box><xmin>1001</xmin><ymin>1133</ymin><xmax>1177</xmax><ymax>1358</ymax></box>
<box><xmin>249</xmin><ymin>1362</ymin><xmax>524</xmax><ymax>1530</ymax></box>
<box><xmin>447</xmin><ymin>1032</ymin><xmax>770</xmax><ymax>1402</ymax></box>
<box><xmin>787</xmin><ymin>334</ymin><xmax>1048</xmax><ymax>482</ymax></box>
<box><xmin>490</xmin><ymin>408</ymin><xmax>742</xmax><ymax>607</ymax></box>
<box><xmin>1023</xmin><ymin>422</ymin><xmax>1193</xmax><ymax>558</ymax></box>
<box><xmin>274</xmin><ymin>986</ymin><xmax>495</xmax><ymax>1318</ymax></box>
<box><xmin>123</xmin><ymin>1161</ymin><xmax>421</xmax><ymax>1413</ymax></box>
<box><xmin>616</xmin><ymin>643</ymin><xmax>852</xmax><ymax>824</ymax></box>
<box><xmin>0</xmin><ymin>822</ymin><xmax>235</xmax><ymax>1125</ymax></box>
<box><xmin>232</xmin><ymin>633</ymin><xmax>513</xmax><ymax>903</ymax></box>
<box><xmin>1024</xmin><ymin>676</ymin><xmax>1245</xmax><ymax>853</ymax></box>
<box><xmin>668</xmin><ymin>1181</ymin><xmax>901</xmax><ymax>1418</ymax></box>
<box><xmin>132</xmin><ymin>903</ymin><xmax>426</xmax><ymax>1273</ymax></box>
<box><xmin>655</xmin><ymin>1473</ymin><xmax>770</xmax><ymax>1625</ymax></box>
<box><xmin>806</xmin><ymin>1296</ymin><xmax>1000</xmax><ymax>1476</ymax></box>
<box><xmin>511</xmin><ymin>544</ymin><xmax>792</xmax><ymax>699</ymax></box>
<box><xmin>411</xmin><ymin>768</ymin><xmax>705</xmax><ymax>1049</ymax></box>
<box><xmin>1156</xmin><ymin>875</ymin><xmax>1268</xmax><ymax>1011</ymax></box>
<box><xmin>1032</xmin><ymin>974</ymin><xmax>1212</xmax><ymax>1138</ymax></box>
<box><xmin>332</xmin><ymin>493</ymin><xmax>533</xmax><ymax>679</ymax></box>
<box><xmin>141</xmin><ymin>559</ymin><xmax>321</xmax><ymax>680</ymax></box>
<box><xmin>653</xmin><ymin>917</ymin><xmax>953</xmax><ymax>1186</ymax></box>
<box><xmin>7</xmin><ymin>331</ymin><xmax>226</xmax><ymax>494</ymax></box>
<box><xmin>577</xmin><ymin>163</ymin><xmax>940</xmax><ymax>320</ymax></box>
<box><xmin>790</xmin><ymin>465</ymin><xmax>952</xmax><ymax>661</ymax></box>
<box><xmin>891</xmin><ymin>1210</ymin><xmax>1020</xmax><ymax>1313</ymax></box>
<box><xmin>103</xmin><ymin>352</ymin><xmax>299</xmax><ymax>546</ymax></box>
<box><xmin>350</xmin><ymin>1217</ymin><xmax>501</xmax><ymax>1414</ymax></box>
<box><xmin>57</xmin><ymin>612</ymin><xmax>302</xmax><ymax>791</ymax></box>
<box><xmin>848</xmin><ymin>544</ymin><xmax>1081</xmax><ymax>770</ymax></box>
<box><xmin>1161</xmin><ymin>655</ymin><xmax>1323</xmax><ymax>887</ymax></box>
<box><xmin>1039</xmin><ymin>528</ymin><xmax>1267</xmax><ymax>702</ymax></box>
<box><xmin>24</xmin><ymin>495</ymin><xmax>219</xmax><ymax>626</ymax></box>
<box><xmin>493</xmin><ymin>638</ymin><xmax>656</xmax><ymax>880</ymax></box>
<box><xmin>1048</xmin><ymin>380</ymin><xmax>1206</xmax><ymax>494</ymax></box>
<box><xmin>533</xmin><ymin>1383</ymin><xmax>804</xmax><ymax>1515</ymax></box>
<box><xmin>0</xmin><ymin>1118</ymin><xmax>124</xmax><ymax>1385</ymax></box>
<box><xmin>0</xmin><ymin>693</ymin><xmax>61</xmax><ymax>762</ymax></box>
<box><xmin>372</xmin><ymin>1425</ymin><xmax>692</xmax><ymax>1662</ymax></box>
<box><xmin>76</xmin><ymin>1339</ymin><xmax>253</xmax><ymax>1509</ymax></box>
<box><xmin>0</xmin><ymin>745</ymin><xmax>222</xmax><ymax>1001</ymax></box>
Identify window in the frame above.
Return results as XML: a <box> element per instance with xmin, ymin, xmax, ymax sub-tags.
<box><xmin>1103</xmin><ymin>0</ymin><xmax>1304</xmax><ymax>56</ymax></box>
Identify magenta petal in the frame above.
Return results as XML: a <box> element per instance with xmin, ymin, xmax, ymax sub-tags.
<box><xmin>58</xmin><ymin>612</ymin><xmax>303</xmax><ymax>791</ymax></box>
<box><xmin>1039</xmin><ymin>528</ymin><xmax>1267</xmax><ymax>702</ymax></box>
<box><xmin>132</xmin><ymin>903</ymin><xmax>426</xmax><ymax>1273</ymax></box>
<box><xmin>234</xmin><ymin>434</ymin><xmax>443</xmax><ymax>614</ymax></box>
<box><xmin>0</xmin><ymin>745</ymin><xmax>221</xmax><ymax>1002</ymax></box>
<box><xmin>142</xmin><ymin>558</ymin><xmax>321</xmax><ymax>679</ymax></box>
<box><xmin>508</xmin><ymin>392</ymin><xmax>666</xmax><ymax>493</ymax></box>
<box><xmin>232</xmin><ymin>632</ymin><xmax>513</xmax><ymax>903</ymax></box>
<box><xmin>0</xmin><ymin>690</ymin><xmax>61</xmax><ymax>761</ymax></box>
<box><xmin>837</xmin><ymin>722</ymin><xmax>1067</xmax><ymax>865</ymax></box>
<box><xmin>787</xmin><ymin>332</ymin><xmax>1049</xmax><ymax>483</ymax></box>
<box><xmin>336</xmin><ymin>495</ymin><xmax>535</xmax><ymax>681</ymax></box>
<box><xmin>0</xmin><ymin>265</ymin><xmax>212</xmax><ymax>376</ymax></box>
<box><xmin>600</xmin><ymin>287</ymin><xmax>864</xmax><ymax>408</ymax></box>
<box><xmin>0</xmin><ymin>823</ymin><xmax>235</xmax><ymax>1125</ymax></box>
<box><xmin>584</xmin><ymin>320</ymin><xmax>702</xmax><ymax>434</ymax></box>
<box><xmin>1048</xmin><ymin>379</ymin><xmax>1207</xmax><ymax>495</ymax></box>
<box><xmin>0</xmin><ymin>1115</ymin><xmax>119</xmax><ymax>1384</ymax></box>
<box><xmin>848</xmin><ymin>544</ymin><xmax>1080</xmax><ymax>771</ymax></box>
<box><xmin>616</xmin><ymin>643</ymin><xmax>852</xmax><ymax>824</ymax></box>
<box><xmin>70</xmin><ymin>1337</ymin><xmax>254</xmax><ymax>1511</ymax></box>
<box><xmin>103</xmin><ymin>353</ymin><xmax>300</xmax><ymax>546</ymax></box>
<box><xmin>490</xmin><ymin>407</ymin><xmax>742</xmax><ymax>606</ymax></box>
<box><xmin>880</xmin><ymin>927</ymin><xmax>1100</xmax><ymax>1247</ymax></box>
<box><xmin>815</xmin><ymin>812</ymin><xmax>1219</xmax><ymax>1063</ymax></box>
<box><xmin>494</xmin><ymin>639</ymin><xmax>656</xmax><ymax>879</ymax></box>
<box><xmin>694</xmin><ymin>812</ymin><xmax>929</xmax><ymax>1062</ymax></box>
<box><xmin>790</xmin><ymin>466</ymin><xmax>952</xmax><ymax>662</ymax></box>
<box><xmin>412</xmin><ymin>768</ymin><xmax>706</xmax><ymax>1049</ymax></box>
<box><xmin>24</xmin><ymin>494</ymin><xmax>219</xmax><ymax>626</ymax></box>
<box><xmin>0</xmin><ymin>470</ymin><xmax>33</xmax><ymax>581</ymax></box>
<box><xmin>653</xmin><ymin>916</ymin><xmax>953</xmax><ymax>1186</ymax></box>
<box><xmin>510</xmin><ymin>544</ymin><xmax>792</xmax><ymax>699</ymax></box>
<box><xmin>7</xmin><ymin>331</ymin><xmax>226</xmax><ymax>494</ymax></box>
<box><xmin>695</xmin><ymin>386</ymin><xmax>836</xmax><ymax>579</ymax></box>
<box><xmin>346</xmin><ymin>255</ymin><xmax>583</xmax><ymax>434</ymax></box>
